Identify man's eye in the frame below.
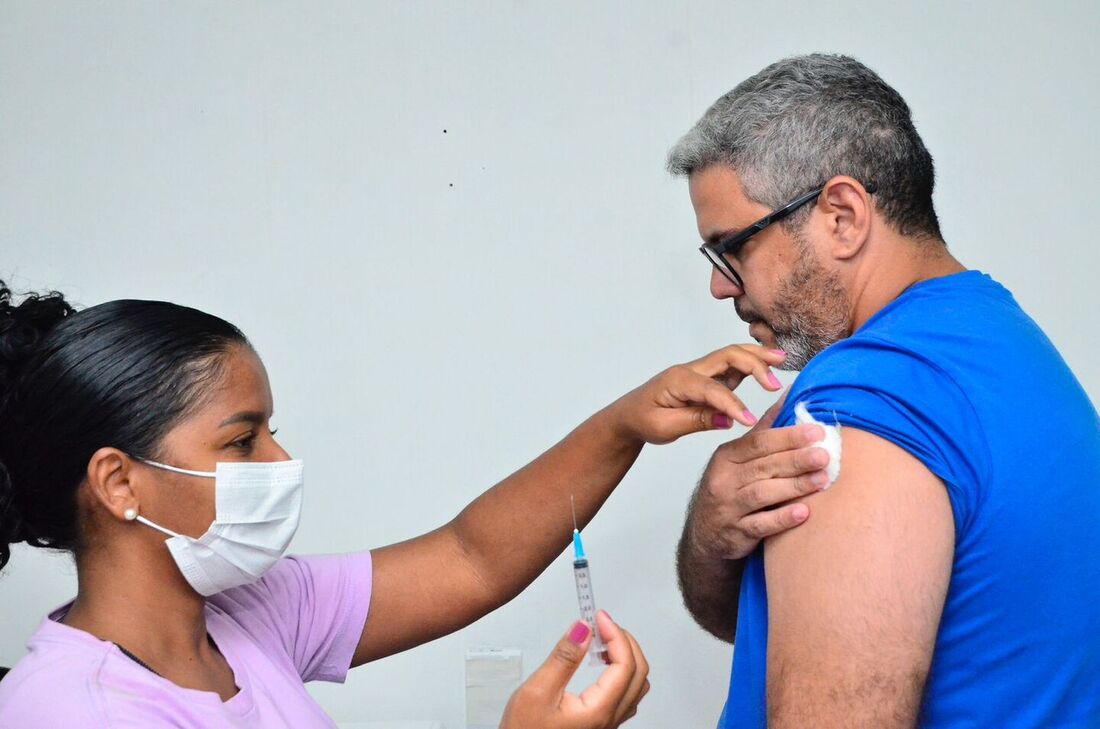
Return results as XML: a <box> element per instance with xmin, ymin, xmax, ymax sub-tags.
<box><xmin>722</xmin><ymin>238</ymin><xmax>747</xmax><ymax>260</ymax></box>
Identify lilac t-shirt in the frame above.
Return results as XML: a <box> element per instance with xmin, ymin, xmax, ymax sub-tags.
<box><xmin>0</xmin><ymin>551</ymin><xmax>373</xmax><ymax>728</ymax></box>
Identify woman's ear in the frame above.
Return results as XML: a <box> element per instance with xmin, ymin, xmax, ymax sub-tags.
<box><xmin>818</xmin><ymin>176</ymin><xmax>875</xmax><ymax>261</ymax></box>
<box><xmin>84</xmin><ymin>447</ymin><xmax>140</xmax><ymax>523</ymax></box>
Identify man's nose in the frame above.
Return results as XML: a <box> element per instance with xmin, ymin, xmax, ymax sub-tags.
<box><xmin>710</xmin><ymin>267</ymin><xmax>743</xmax><ymax>299</ymax></box>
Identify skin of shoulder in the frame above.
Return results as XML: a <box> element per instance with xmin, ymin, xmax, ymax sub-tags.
<box><xmin>763</xmin><ymin>427</ymin><xmax>954</xmax><ymax>728</ymax></box>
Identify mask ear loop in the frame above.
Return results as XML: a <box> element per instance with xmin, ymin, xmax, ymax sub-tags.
<box><xmin>128</xmin><ymin>459</ymin><xmax>215</xmax><ymax>537</ymax></box>
<box><xmin>140</xmin><ymin>459</ymin><xmax>216</xmax><ymax>479</ymax></box>
<box><xmin>134</xmin><ymin>513</ymin><xmax>182</xmax><ymax>538</ymax></box>
<box><xmin>127</xmin><ymin>461</ymin><xmax>200</xmax><ymax>540</ymax></box>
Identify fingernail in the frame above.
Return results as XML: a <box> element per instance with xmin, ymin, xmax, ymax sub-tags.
<box><xmin>568</xmin><ymin>621</ymin><xmax>591</xmax><ymax>645</ymax></box>
<box><xmin>811</xmin><ymin>471</ymin><xmax>829</xmax><ymax>487</ymax></box>
<box><xmin>767</xmin><ymin>372</ymin><xmax>782</xmax><ymax>389</ymax></box>
<box><xmin>713</xmin><ymin>414</ymin><xmax>732</xmax><ymax>429</ymax></box>
<box><xmin>770</xmin><ymin>349</ymin><xmax>787</xmax><ymax>357</ymax></box>
<box><xmin>811</xmin><ymin>448</ymin><xmax>829</xmax><ymax>467</ymax></box>
<box><xmin>742</xmin><ymin>409</ymin><xmax>758</xmax><ymax>425</ymax></box>
<box><xmin>792</xmin><ymin>504</ymin><xmax>809</xmax><ymax>521</ymax></box>
<box><xmin>599</xmin><ymin>609</ymin><xmax>613</xmax><ymax>622</ymax></box>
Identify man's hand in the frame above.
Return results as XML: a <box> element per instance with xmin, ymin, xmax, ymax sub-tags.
<box><xmin>690</xmin><ymin>409</ymin><xmax>831</xmax><ymax>561</ymax></box>
<box><xmin>676</xmin><ymin>396</ymin><xmax>832</xmax><ymax>640</ymax></box>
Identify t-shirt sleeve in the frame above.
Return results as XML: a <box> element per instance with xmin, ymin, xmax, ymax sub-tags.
<box><xmin>216</xmin><ymin>550</ymin><xmax>373</xmax><ymax>683</ymax></box>
<box><xmin>775</xmin><ymin>336</ymin><xmax>992</xmax><ymax>534</ymax></box>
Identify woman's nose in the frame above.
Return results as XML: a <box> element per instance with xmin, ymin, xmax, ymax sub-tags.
<box><xmin>267</xmin><ymin>437</ymin><xmax>292</xmax><ymax>462</ymax></box>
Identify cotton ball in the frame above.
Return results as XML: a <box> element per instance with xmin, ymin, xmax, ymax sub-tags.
<box><xmin>794</xmin><ymin>402</ymin><xmax>842</xmax><ymax>486</ymax></box>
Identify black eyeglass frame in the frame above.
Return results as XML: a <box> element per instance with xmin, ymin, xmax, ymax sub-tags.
<box><xmin>700</xmin><ymin>180</ymin><xmax>878</xmax><ymax>289</ymax></box>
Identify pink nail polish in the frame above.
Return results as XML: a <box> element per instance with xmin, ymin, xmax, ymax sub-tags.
<box><xmin>742</xmin><ymin>409</ymin><xmax>758</xmax><ymax>425</ymax></box>
<box><xmin>770</xmin><ymin>349</ymin><xmax>787</xmax><ymax>357</ymax></box>
<box><xmin>568</xmin><ymin>621</ymin><xmax>591</xmax><ymax>645</ymax></box>
<box><xmin>713</xmin><ymin>414</ymin><xmax>732</xmax><ymax>429</ymax></box>
<box><xmin>767</xmin><ymin>372</ymin><xmax>782</xmax><ymax>389</ymax></box>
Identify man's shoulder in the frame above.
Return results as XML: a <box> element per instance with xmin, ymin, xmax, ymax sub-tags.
<box><xmin>790</xmin><ymin>331</ymin><xmax>963</xmax><ymax>408</ymax></box>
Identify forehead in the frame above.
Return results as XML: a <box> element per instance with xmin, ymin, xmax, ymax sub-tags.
<box><xmin>194</xmin><ymin>346</ymin><xmax>273</xmax><ymax>420</ymax></box>
<box><xmin>157</xmin><ymin>344</ymin><xmax>273</xmax><ymax>453</ymax></box>
<box><xmin>687</xmin><ymin>165</ymin><xmax>771</xmax><ymax>242</ymax></box>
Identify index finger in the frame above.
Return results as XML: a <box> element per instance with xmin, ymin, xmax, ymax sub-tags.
<box><xmin>723</xmin><ymin>423</ymin><xmax>825</xmax><ymax>465</ymax></box>
<box><xmin>689</xmin><ymin>344</ymin><xmax>786</xmax><ymax>392</ymax></box>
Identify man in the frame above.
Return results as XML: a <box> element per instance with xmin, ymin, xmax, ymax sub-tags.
<box><xmin>669</xmin><ymin>54</ymin><xmax>1100</xmax><ymax>727</ymax></box>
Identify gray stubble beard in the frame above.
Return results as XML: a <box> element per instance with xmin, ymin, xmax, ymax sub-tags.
<box><xmin>768</xmin><ymin>239</ymin><xmax>851</xmax><ymax>371</ymax></box>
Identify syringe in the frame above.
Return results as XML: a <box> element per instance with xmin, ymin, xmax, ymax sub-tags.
<box><xmin>571</xmin><ymin>497</ymin><xmax>610</xmax><ymax>666</ymax></box>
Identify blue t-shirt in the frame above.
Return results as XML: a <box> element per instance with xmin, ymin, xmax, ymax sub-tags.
<box><xmin>719</xmin><ymin>271</ymin><xmax>1100</xmax><ymax>728</ymax></box>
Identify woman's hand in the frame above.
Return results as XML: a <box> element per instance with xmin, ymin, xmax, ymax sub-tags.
<box><xmin>500</xmin><ymin>612</ymin><xmax>649</xmax><ymax>729</ymax></box>
<box><xmin>608</xmin><ymin>344</ymin><xmax>786</xmax><ymax>445</ymax></box>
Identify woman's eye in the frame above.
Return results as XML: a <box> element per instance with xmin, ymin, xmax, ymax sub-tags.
<box><xmin>231</xmin><ymin>434</ymin><xmax>257</xmax><ymax>449</ymax></box>
<box><xmin>230</xmin><ymin>428</ymin><xmax>278</xmax><ymax>450</ymax></box>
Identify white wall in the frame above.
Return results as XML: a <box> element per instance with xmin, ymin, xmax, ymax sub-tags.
<box><xmin>1</xmin><ymin>2</ymin><xmax>1097</xmax><ymax>727</ymax></box>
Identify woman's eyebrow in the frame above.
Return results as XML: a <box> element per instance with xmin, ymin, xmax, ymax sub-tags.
<box><xmin>218</xmin><ymin>410</ymin><xmax>270</xmax><ymax>428</ymax></box>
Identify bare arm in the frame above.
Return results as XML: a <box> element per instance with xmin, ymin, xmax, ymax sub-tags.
<box><xmin>676</xmin><ymin>488</ymin><xmax>748</xmax><ymax>642</ymax></box>
<box><xmin>764</xmin><ymin>427</ymin><xmax>954</xmax><ymax>728</ymax></box>
<box><xmin>353</xmin><ymin>345</ymin><xmax>786</xmax><ymax>665</ymax></box>
<box><xmin>676</xmin><ymin>397</ymin><xmax>829</xmax><ymax>641</ymax></box>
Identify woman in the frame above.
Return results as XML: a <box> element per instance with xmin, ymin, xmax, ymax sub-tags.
<box><xmin>0</xmin><ymin>282</ymin><xmax>784</xmax><ymax>728</ymax></box>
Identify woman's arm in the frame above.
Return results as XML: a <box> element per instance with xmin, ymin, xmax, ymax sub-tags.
<box><xmin>352</xmin><ymin>344</ymin><xmax>785</xmax><ymax>665</ymax></box>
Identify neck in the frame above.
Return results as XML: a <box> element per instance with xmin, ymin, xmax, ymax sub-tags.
<box><xmin>63</xmin><ymin>534</ymin><xmax>209</xmax><ymax>659</ymax></box>
<box><xmin>848</xmin><ymin>235</ymin><xmax>965</xmax><ymax>332</ymax></box>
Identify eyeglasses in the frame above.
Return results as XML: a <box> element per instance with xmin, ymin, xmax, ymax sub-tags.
<box><xmin>699</xmin><ymin>181</ymin><xmax>878</xmax><ymax>289</ymax></box>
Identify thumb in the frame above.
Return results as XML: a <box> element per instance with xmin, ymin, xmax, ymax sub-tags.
<box><xmin>643</xmin><ymin>407</ymin><xmax>738</xmax><ymax>444</ymax></box>
<box><xmin>523</xmin><ymin>620</ymin><xmax>592</xmax><ymax>696</ymax></box>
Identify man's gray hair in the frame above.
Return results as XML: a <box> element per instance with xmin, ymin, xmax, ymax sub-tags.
<box><xmin>667</xmin><ymin>54</ymin><xmax>942</xmax><ymax>240</ymax></box>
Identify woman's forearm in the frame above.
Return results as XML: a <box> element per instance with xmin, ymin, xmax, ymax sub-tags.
<box><xmin>448</xmin><ymin>401</ymin><xmax>643</xmax><ymax>605</ymax></box>
<box><xmin>352</xmin><ymin>345</ymin><xmax>780</xmax><ymax>665</ymax></box>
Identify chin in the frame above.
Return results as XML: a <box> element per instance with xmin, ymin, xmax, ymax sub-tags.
<box><xmin>747</xmin><ymin>321</ymin><xmax>779</xmax><ymax>349</ymax></box>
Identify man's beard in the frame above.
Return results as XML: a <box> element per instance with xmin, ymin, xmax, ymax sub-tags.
<box><xmin>739</xmin><ymin>240</ymin><xmax>851</xmax><ymax>371</ymax></box>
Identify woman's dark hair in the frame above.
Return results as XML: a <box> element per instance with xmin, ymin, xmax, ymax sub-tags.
<box><xmin>0</xmin><ymin>280</ymin><xmax>248</xmax><ymax>571</ymax></box>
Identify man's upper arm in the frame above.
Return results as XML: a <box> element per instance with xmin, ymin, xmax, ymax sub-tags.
<box><xmin>764</xmin><ymin>427</ymin><xmax>954</xmax><ymax>728</ymax></box>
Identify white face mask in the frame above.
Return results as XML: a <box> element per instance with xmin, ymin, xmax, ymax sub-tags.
<box><xmin>133</xmin><ymin>458</ymin><xmax>304</xmax><ymax>597</ymax></box>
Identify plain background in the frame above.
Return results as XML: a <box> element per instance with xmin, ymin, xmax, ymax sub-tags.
<box><xmin>1</xmin><ymin>2</ymin><xmax>1097</xmax><ymax>727</ymax></box>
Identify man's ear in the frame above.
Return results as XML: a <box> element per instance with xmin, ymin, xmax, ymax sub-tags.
<box><xmin>85</xmin><ymin>447</ymin><xmax>140</xmax><ymax>523</ymax></box>
<box><xmin>817</xmin><ymin>176</ymin><xmax>875</xmax><ymax>261</ymax></box>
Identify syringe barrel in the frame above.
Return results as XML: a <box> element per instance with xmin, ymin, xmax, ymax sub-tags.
<box><xmin>572</xmin><ymin>559</ymin><xmax>609</xmax><ymax>665</ymax></box>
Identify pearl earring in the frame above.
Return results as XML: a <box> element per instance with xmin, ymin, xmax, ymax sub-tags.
<box><xmin>124</xmin><ymin>507</ymin><xmax>138</xmax><ymax>521</ymax></box>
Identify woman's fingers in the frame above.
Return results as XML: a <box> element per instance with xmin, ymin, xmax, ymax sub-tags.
<box><xmin>611</xmin><ymin>628</ymin><xmax>650</xmax><ymax>725</ymax></box>
<box><xmin>672</xmin><ymin>372</ymin><xmax>756</xmax><ymax>427</ymax></box>
<box><xmin>619</xmin><ymin>343</ymin><xmax>791</xmax><ymax>445</ymax></box>
<box><xmin>689</xmin><ymin>344</ymin><xmax>786</xmax><ymax>393</ymax></box>
<box><xmin>578</xmin><ymin>611</ymin><xmax>638</xmax><ymax>717</ymax></box>
<box><xmin>504</xmin><ymin>615</ymin><xmax>651</xmax><ymax>728</ymax></box>
<box><xmin>519</xmin><ymin>620</ymin><xmax>593</xmax><ymax>698</ymax></box>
